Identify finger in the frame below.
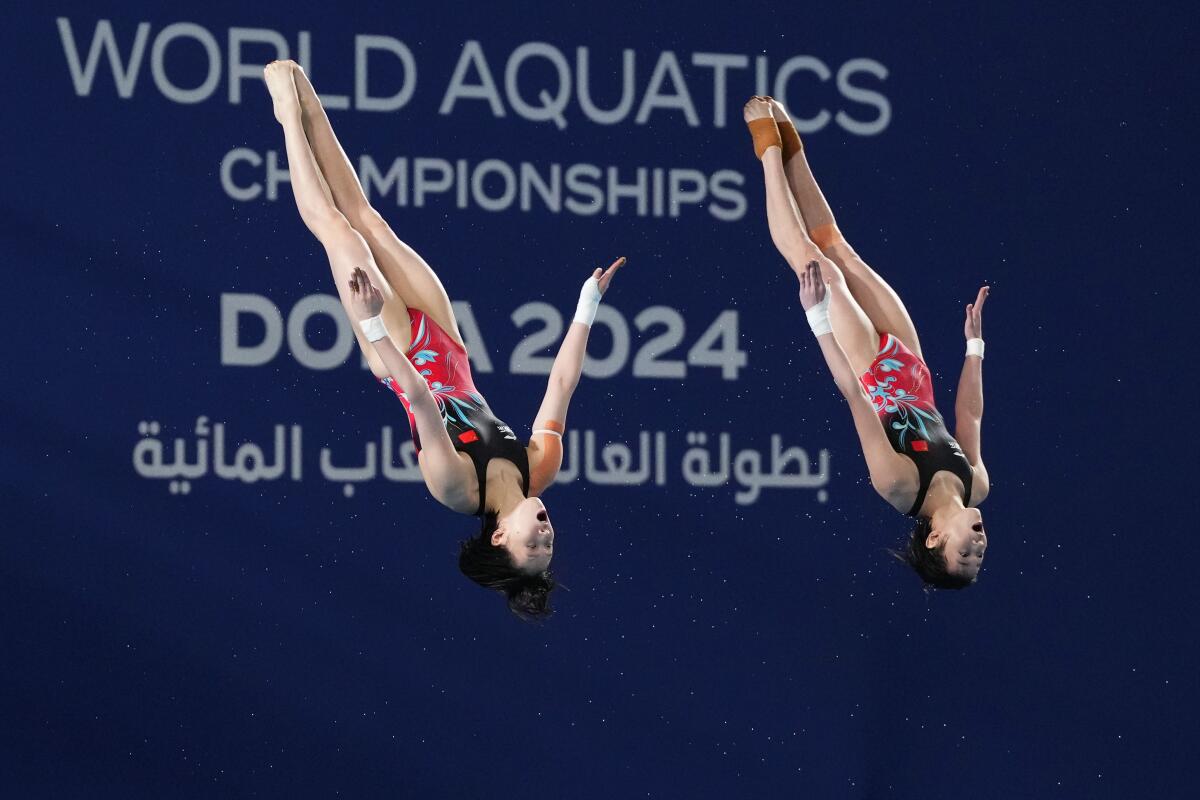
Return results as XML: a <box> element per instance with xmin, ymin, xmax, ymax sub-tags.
<box><xmin>975</xmin><ymin>286</ymin><xmax>989</xmax><ymax>311</ymax></box>
<box><xmin>601</xmin><ymin>258</ymin><xmax>625</xmax><ymax>282</ymax></box>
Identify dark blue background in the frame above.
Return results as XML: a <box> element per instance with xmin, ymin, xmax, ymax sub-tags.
<box><xmin>3</xmin><ymin>2</ymin><xmax>1196</xmax><ymax>797</ymax></box>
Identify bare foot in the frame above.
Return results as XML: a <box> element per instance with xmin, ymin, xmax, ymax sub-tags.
<box><xmin>764</xmin><ymin>96</ymin><xmax>792</xmax><ymax>126</ymax></box>
<box><xmin>743</xmin><ymin>96</ymin><xmax>773</xmax><ymax>125</ymax></box>
<box><xmin>289</xmin><ymin>61</ymin><xmax>322</xmax><ymax>114</ymax></box>
<box><xmin>263</xmin><ymin>60</ymin><xmax>300</xmax><ymax>124</ymax></box>
<box><xmin>798</xmin><ymin>260</ymin><xmax>826</xmax><ymax>311</ymax></box>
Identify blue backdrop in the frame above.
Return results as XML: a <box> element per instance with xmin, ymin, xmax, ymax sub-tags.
<box><xmin>3</xmin><ymin>2</ymin><xmax>1196</xmax><ymax>797</ymax></box>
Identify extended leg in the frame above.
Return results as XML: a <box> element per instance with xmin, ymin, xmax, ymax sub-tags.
<box><xmin>746</xmin><ymin>97</ymin><xmax>879</xmax><ymax>374</ymax></box>
<box><xmin>768</xmin><ymin>99</ymin><xmax>924</xmax><ymax>360</ymax></box>
<box><xmin>264</xmin><ymin>61</ymin><xmax>408</xmax><ymax>378</ymax></box>
<box><xmin>290</xmin><ymin>63</ymin><xmax>465</xmax><ymax>347</ymax></box>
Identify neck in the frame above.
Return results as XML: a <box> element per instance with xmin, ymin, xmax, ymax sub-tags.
<box><xmin>924</xmin><ymin>474</ymin><xmax>966</xmax><ymax>529</ymax></box>
<box><xmin>486</xmin><ymin>467</ymin><xmax>526</xmax><ymax>518</ymax></box>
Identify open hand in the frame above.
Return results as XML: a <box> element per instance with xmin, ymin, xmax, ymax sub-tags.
<box><xmin>348</xmin><ymin>267</ymin><xmax>385</xmax><ymax>321</ymax></box>
<box><xmin>798</xmin><ymin>260</ymin><xmax>826</xmax><ymax>311</ymax></box>
<box><xmin>964</xmin><ymin>286</ymin><xmax>989</xmax><ymax>340</ymax></box>
<box><xmin>592</xmin><ymin>256</ymin><xmax>627</xmax><ymax>295</ymax></box>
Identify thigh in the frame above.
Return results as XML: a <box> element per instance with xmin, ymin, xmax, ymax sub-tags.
<box><xmin>824</xmin><ymin>240</ymin><xmax>923</xmax><ymax>361</ymax></box>
<box><xmin>321</xmin><ymin>223</ymin><xmax>412</xmax><ymax>377</ymax></box>
<box><xmin>818</xmin><ymin>256</ymin><xmax>880</xmax><ymax>375</ymax></box>
<box><xmin>353</xmin><ymin>211</ymin><xmax>466</xmax><ymax>349</ymax></box>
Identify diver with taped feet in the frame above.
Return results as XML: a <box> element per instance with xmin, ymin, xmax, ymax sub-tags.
<box><xmin>744</xmin><ymin>95</ymin><xmax>992</xmax><ymax>589</ymax></box>
<box><xmin>264</xmin><ymin>60</ymin><xmax>627</xmax><ymax>617</ymax></box>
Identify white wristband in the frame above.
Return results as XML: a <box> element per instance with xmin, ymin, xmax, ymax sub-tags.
<box><xmin>573</xmin><ymin>276</ymin><xmax>603</xmax><ymax>327</ymax></box>
<box><xmin>805</xmin><ymin>291</ymin><xmax>833</xmax><ymax>337</ymax></box>
<box><xmin>966</xmin><ymin>337</ymin><xmax>985</xmax><ymax>359</ymax></box>
<box><xmin>359</xmin><ymin>315</ymin><xmax>389</xmax><ymax>343</ymax></box>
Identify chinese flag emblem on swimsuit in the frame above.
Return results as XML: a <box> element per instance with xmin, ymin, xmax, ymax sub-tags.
<box><xmin>458</xmin><ymin>430</ymin><xmax>480</xmax><ymax>444</ymax></box>
<box><xmin>911</xmin><ymin>440</ymin><xmax>929</xmax><ymax>452</ymax></box>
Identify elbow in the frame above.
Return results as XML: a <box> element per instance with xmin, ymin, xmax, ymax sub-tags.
<box><xmin>556</xmin><ymin>378</ymin><xmax>579</xmax><ymax>399</ymax></box>
<box><xmin>837</xmin><ymin>378</ymin><xmax>864</xmax><ymax>403</ymax></box>
<box><xmin>408</xmin><ymin>385</ymin><xmax>440</xmax><ymax>413</ymax></box>
<box><xmin>870</xmin><ymin>473</ymin><xmax>905</xmax><ymax>505</ymax></box>
<box><xmin>869</xmin><ymin>474</ymin><xmax>892</xmax><ymax>497</ymax></box>
<box><xmin>550</xmin><ymin>370</ymin><xmax>579</xmax><ymax>395</ymax></box>
<box><xmin>956</xmin><ymin>402</ymin><xmax>983</xmax><ymax>421</ymax></box>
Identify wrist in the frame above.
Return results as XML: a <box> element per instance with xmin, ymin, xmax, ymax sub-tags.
<box><xmin>573</xmin><ymin>277</ymin><xmax>602</xmax><ymax>326</ymax></box>
<box><xmin>359</xmin><ymin>314</ymin><xmax>389</xmax><ymax>343</ymax></box>
<box><xmin>966</xmin><ymin>337</ymin><xmax>985</xmax><ymax>359</ymax></box>
<box><xmin>805</xmin><ymin>292</ymin><xmax>832</xmax><ymax>337</ymax></box>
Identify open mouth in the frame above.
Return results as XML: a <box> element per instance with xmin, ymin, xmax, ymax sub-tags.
<box><xmin>536</xmin><ymin>510</ymin><xmax>548</xmax><ymax>522</ymax></box>
<box><xmin>972</xmin><ymin>522</ymin><xmax>984</xmax><ymax>533</ymax></box>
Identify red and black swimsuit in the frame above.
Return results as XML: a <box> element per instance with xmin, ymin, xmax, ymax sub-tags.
<box><xmin>381</xmin><ymin>309</ymin><xmax>529</xmax><ymax>516</ymax></box>
<box><xmin>858</xmin><ymin>333</ymin><xmax>973</xmax><ymax>517</ymax></box>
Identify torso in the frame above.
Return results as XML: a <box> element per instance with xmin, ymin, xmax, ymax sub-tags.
<box><xmin>859</xmin><ymin>333</ymin><xmax>979</xmax><ymax>516</ymax></box>
<box><xmin>380</xmin><ymin>307</ymin><xmax>534</xmax><ymax>516</ymax></box>
<box><xmin>887</xmin><ymin>464</ymin><xmax>986</xmax><ymax>517</ymax></box>
<box><xmin>420</xmin><ymin>448</ymin><xmax>544</xmax><ymax>516</ymax></box>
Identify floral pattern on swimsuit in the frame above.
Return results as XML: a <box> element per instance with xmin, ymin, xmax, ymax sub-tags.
<box><xmin>858</xmin><ymin>333</ymin><xmax>943</xmax><ymax>451</ymax></box>
<box><xmin>380</xmin><ymin>309</ymin><xmax>487</xmax><ymax>437</ymax></box>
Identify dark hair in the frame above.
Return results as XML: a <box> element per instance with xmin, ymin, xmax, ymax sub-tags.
<box><xmin>893</xmin><ymin>517</ymin><xmax>975</xmax><ymax>591</ymax></box>
<box><xmin>458</xmin><ymin>511</ymin><xmax>556</xmax><ymax>620</ymax></box>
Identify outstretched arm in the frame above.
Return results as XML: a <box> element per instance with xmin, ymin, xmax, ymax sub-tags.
<box><xmin>527</xmin><ymin>257</ymin><xmax>626</xmax><ymax>494</ymax></box>
<box><xmin>800</xmin><ymin>262</ymin><xmax>914</xmax><ymax>508</ymax></box>
<box><xmin>955</xmin><ymin>286</ymin><xmax>990</xmax><ymax>496</ymax></box>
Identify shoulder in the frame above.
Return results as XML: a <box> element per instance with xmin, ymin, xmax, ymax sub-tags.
<box><xmin>526</xmin><ymin>432</ymin><xmax>560</xmax><ymax>465</ymax></box>
<box><xmin>527</xmin><ymin>432</ymin><xmax>564</xmax><ymax>497</ymax></box>
<box><xmin>871</xmin><ymin>458</ymin><xmax>919</xmax><ymax>513</ymax></box>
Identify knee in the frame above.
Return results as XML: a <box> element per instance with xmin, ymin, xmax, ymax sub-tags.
<box><xmin>809</xmin><ymin>223</ymin><xmax>849</xmax><ymax>254</ymax></box>
<box><xmin>776</xmin><ymin>237</ymin><xmax>824</xmax><ymax>272</ymax></box>
<box><xmin>814</xmin><ymin>255</ymin><xmax>846</xmax><ymax>287</ymax></box>
<box><xmin>310</xmin><ymin>207</ymin><xmax>356</xmax><ymax>244</ymax></box>
<box><xmin>821</xmin><ymin>238</ymin><xmax>858</xmax><ymax>264</ymax></box>
<box><xmin>345</xmin><ymin>206</ymin><xmax>389</xmax><ymax>239</ymax></box>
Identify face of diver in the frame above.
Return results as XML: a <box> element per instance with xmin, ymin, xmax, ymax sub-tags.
<box><xmin>927</xmin><ymin>507</ymin><xmax>987</xmax><ymax>580</ymax></box>
<box><xmin>491</xmin><ymin>497</ymin><xmax>554</xmax><ymax>575</ymax></box>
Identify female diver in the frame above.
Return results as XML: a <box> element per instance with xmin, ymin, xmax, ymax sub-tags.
<box><xmin>743</xmin><ymin>96</ymin><xmax>991</xmax><ymax>589</ymax></box>
<box><xmin>263</xmin><ymin>60</ymin><xmax>626</xmax><ymax>617</ymax></box>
